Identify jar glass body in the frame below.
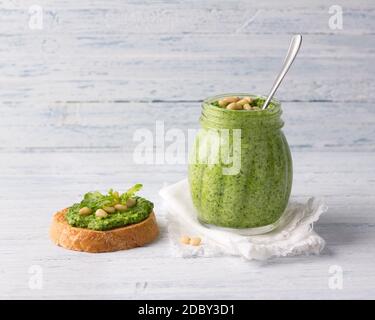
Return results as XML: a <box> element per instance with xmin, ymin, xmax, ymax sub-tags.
<box><xmin>188</xmin><ymin>94</ymin><xmax>293</xmax><ymax>232</ymax></box>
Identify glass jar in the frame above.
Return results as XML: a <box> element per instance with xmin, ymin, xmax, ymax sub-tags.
<box><xmin>188</xmin><ymin>93</ymin><xmax>293</xmax><ymax>235</ymax></box>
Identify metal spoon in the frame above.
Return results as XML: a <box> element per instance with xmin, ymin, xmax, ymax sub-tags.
<box><xmin>262</xmin><ymin>34</ymin><xmax>302</xmax><ymax>110</ymax></box>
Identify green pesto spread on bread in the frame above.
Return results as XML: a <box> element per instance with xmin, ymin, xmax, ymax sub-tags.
<box><xmin>66</xmin><ymin>184</ymin><xmax>153</xmax><ymax>231</ymax></box>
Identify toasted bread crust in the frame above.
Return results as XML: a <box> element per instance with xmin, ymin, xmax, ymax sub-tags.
<box><xmin>50</xmin><ymin>209</ymin><xmax>159</xmax><ymax>253</ymax></box>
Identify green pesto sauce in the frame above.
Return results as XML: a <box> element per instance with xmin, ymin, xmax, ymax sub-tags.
<box><xmin>188</xmin><ymin>95</ymin><xmax>292</xmax><ymax>229</ymax></box>
<box><xmin>66</xmin><ymin>196</ymin><xmax>153</xmax><ymax>231</ymax></box>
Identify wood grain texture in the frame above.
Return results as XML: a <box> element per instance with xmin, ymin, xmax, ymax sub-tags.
<box><xmin>0</xmin><ymin>1</ymin><xmax>374</xmax><ymax>102</ymax></box>
<box><xmin>0</xmin><ymin>102</ymin><xmax>374</xmax><ymax>152</ymax></box>
<box><xmin>0</xmin><ymin>151</ymin><xmax>375</xmax><ymax>299</ymax></box>
<box><xmin>0</xmin><ymin>0</ymin><xmax>374</xmax><ymax>299</ymax></box>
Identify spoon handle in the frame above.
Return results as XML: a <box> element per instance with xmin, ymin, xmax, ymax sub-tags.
<box><xmin>262</xmin><ymin>34</ymin><xmax>302</xmax><ymax>110</ymax></box>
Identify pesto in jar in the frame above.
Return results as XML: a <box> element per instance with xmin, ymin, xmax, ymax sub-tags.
<box><xmin>188</xmin><ymin>94</ymin><xmax>292</xmax><ymax>229</ymax></box>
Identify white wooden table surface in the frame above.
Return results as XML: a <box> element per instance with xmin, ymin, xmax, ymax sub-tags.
<box><xmin>1</xmin><ymin>0</ymin><xmax>374</xmax><ymax>299</ymax></box>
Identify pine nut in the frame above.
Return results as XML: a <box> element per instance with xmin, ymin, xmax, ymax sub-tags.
<box><xmin>226</xmin><ymin>102</ymin><xmax>236</xmax><ymax>109</ymax></box>
<box><xmin>243</xmin><ymin>96</ymin><xmax>252</xmax><ymax>103</ymax></box>
<box><xmin>243</xmin><ymin>103</ymin><xmax>252</xmax><ymax>110</ymax></box>
<box><xmin>219</xmin><ymin>97</ymin><xmax>239</xmax><ymax>107</ymax></box>
<box><xmin>218</xmin><ymin>100</ymin><xmax>227</xmax><ymax>107</ymax></box>
<box><xmin>180</xmin><ymin>236</ymin><xmax>190</xmax><ymax>245</ymax></box>
<box><xmin>227</xmin><ymin>102</ymin><xmax>242</xmax><ymax>110</ymax></box>
<box><xmin>126</xmin><ymin>198</ymin><xmax>137</xmax><ymax>208</ymax></box>
<box><xmin>237</xmin><ymin>98</ymin><xmax>249</xmax><ymax>106</ymax></box>
<box><xmin>95</xmin><ymin>209</ymin><xmax>108</xmax><ymax>218</ymax></box>
<box><xmin>223</xmin><ymin>96</ymin><xmax>239</xmax><ymax>104</ymax></box>
<box><xmin>103</xmin><ymin>206</ymin><xmax>116</xmax><ymax>214</ymax></box>
<box><xmin>79</xmin><ymin>207</ymin><xmax>92</xmax><ymax>216</ymax></box>
<box><xmin>114</xmin><ymin>204</ymin><xmax>128</xmax><ymax>212</ymax></box>
<box><xmin>190</xmin><ymin>237</ymin><xmax>202</xmax><ymax>246</ymax></box>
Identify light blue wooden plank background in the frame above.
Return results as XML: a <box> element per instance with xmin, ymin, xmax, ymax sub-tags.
<box><xmin>0</xmin><ymin>0</ymin><xmax>374</xmax><ymax>299</ymax></box>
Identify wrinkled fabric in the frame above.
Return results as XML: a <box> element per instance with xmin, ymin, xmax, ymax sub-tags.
<box><xmin>160</xmin><ymin>179</ymin><xmax>327</xmax><ymax>261</ymax></box>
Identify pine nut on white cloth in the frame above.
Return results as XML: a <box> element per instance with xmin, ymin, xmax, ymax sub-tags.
<box><xmin>159</xmin><ymin>179</ymin><xmax>327</xmax><ymax>261</ymax></box>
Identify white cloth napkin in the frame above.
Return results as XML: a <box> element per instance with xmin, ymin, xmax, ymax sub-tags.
<box><xmin>159</xmin><ymin>179</ymin><xmax>327</xmax><ymax>261</ymax></box>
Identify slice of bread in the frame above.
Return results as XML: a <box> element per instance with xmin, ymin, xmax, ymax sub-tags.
<box><xmin>50</xmin><ymin>209</ymin><xmax>159</xmax><ymax>253</ymax></box>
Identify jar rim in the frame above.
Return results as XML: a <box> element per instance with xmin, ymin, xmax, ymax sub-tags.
<box><xmin>202</xmin><ymin>93</ymin><xmax>281</xmax><ymax>116</ymax></box>
<box><xmin>201</xmin><ymin>93</ymin><xmax>283</xmax><ymax>129</ymax></box>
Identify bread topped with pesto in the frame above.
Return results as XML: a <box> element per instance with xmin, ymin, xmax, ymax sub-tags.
<box><xmin>50</xmin><ymin>184</ymin><xmax>159</xmax><ymax>253</ymax></box>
